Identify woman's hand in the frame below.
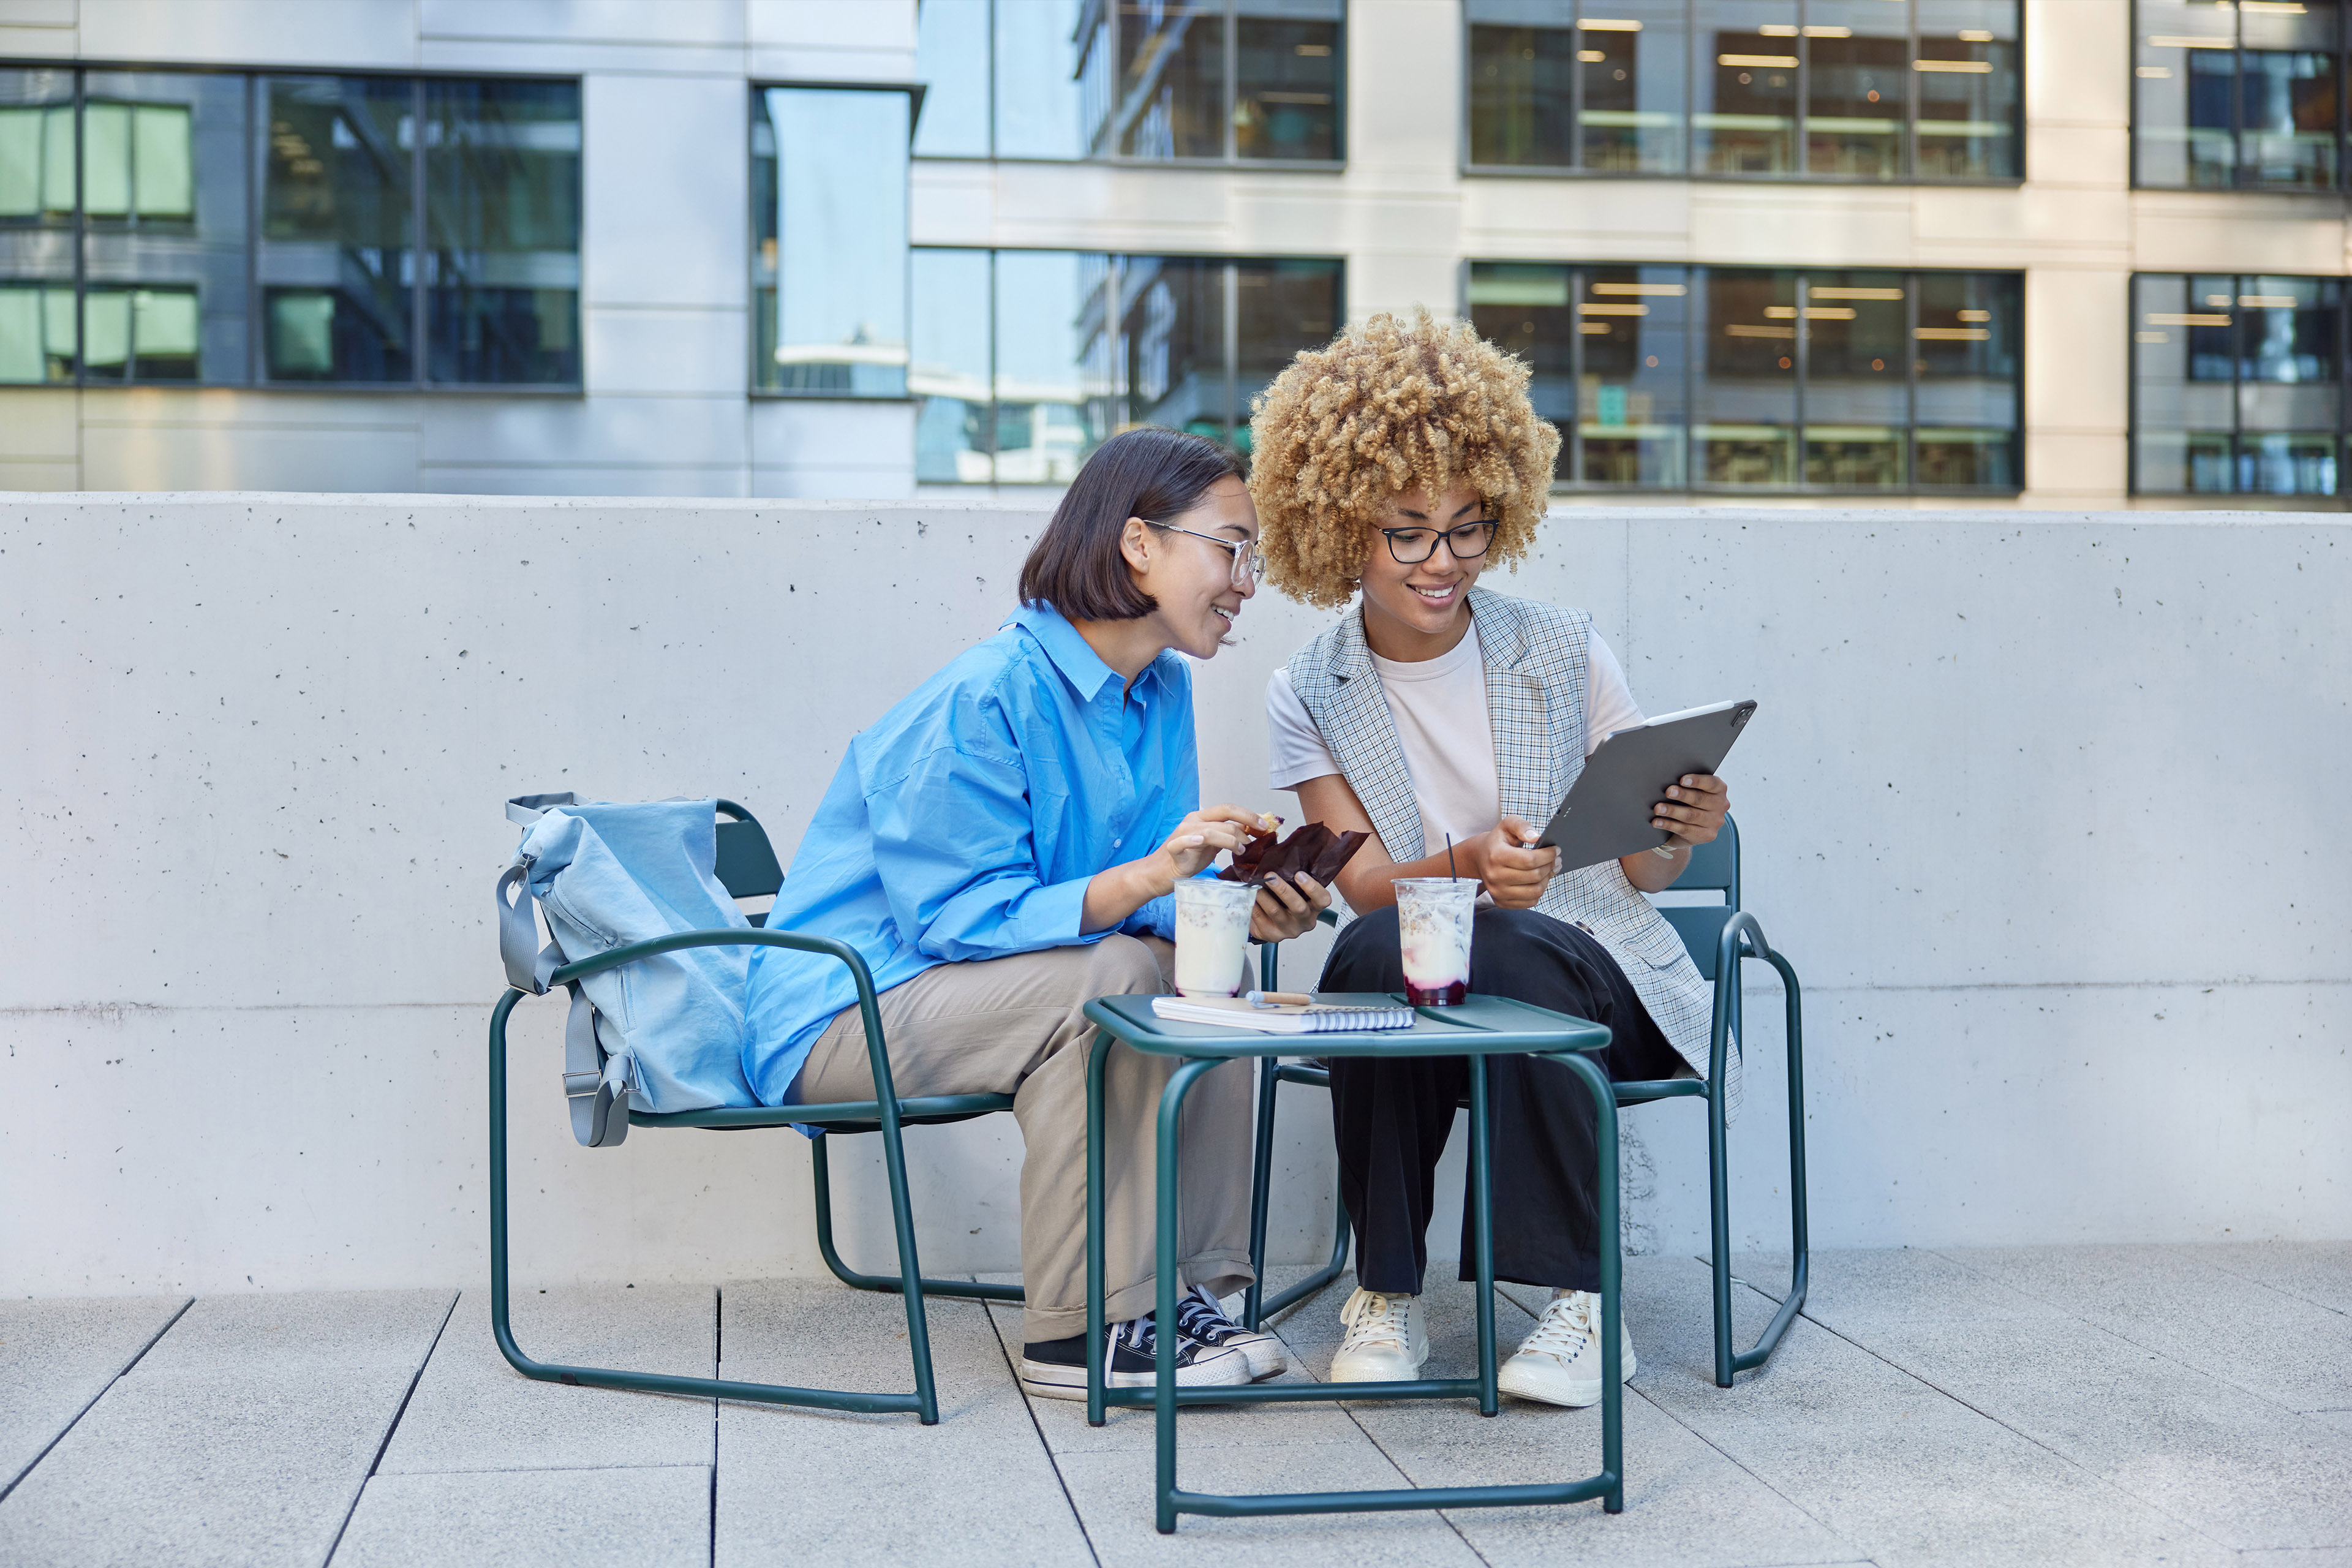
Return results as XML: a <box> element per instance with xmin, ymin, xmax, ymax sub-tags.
<box><xmin>1465</xmin><ymin>814</ymin><xmax>1558</xmax><ymax>910</ymax></box>
<box><xmin>1152</xmin><ymin>806</ymin><xmax>1276</xmax><ymax>886</ymax></box>
<box><xmin>1248</xmin><ymin>872</ymin><xmax>1332</xmax><ymax>944</ymax></box>
<box><xmin>1654</xmin><ymin>775</ymin><xmax>1728</xmax><ymax>850</ymax></box>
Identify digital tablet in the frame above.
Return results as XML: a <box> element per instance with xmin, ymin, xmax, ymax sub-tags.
<box><xmin>1533</xmin><ymin>699</ymin><xmax>1757</xmax><ymax>871</ymax></box>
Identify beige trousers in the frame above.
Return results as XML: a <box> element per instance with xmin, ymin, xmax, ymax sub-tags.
<box><xmin>796</xmin><ymin>933</ymin><xmax>1256</xmax><ymax>1343</ymax></box>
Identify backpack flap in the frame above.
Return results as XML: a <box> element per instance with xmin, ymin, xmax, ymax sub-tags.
<box><xmin>564</xmin><ymin>983</ymin><xmax>631</xmax><ymax>1148</ymax></box>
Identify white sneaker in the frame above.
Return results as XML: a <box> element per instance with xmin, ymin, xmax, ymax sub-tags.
<box><xmin>1172</xmin><ymin>1284</ymin><xmax>1289</xmax><ymax>1381</ymax></box>
<box><xmin>1329</xmin><ymin>1287</ymin><xmax>1428</xmax><ymax>1382</ymax></box>
<box><xmin>1496</xmin><ymin>1290</ymin><xmax>1635</xmax><ymax>1408</ymax></box>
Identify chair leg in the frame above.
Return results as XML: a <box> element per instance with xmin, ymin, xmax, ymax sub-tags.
<box><xmin>1240</xmin><ymin>1063</ymin><xmax>1352</xmax><ymax>1330</ymax></box>
<box><xmin>485</xmin><ymin>990</ymin><xmax>927</xmax><ymax>1417</ymax></box>
<box><xmin>1710</xmin><ymin>948</ymin><xmax>1809</xmax><ymax>1386</ymax></box>
<box><xmin>809</xmin><ymin>1133</ymin><xmax>1025</xmax><ymax>1303</ymax></box>
<box><xmin>869</xmin><ymin>1104</ymin><xmax>942</xmax><ymax>1424</ymax></box>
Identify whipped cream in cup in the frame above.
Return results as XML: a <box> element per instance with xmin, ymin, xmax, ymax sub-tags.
<box><xmin>1172</xmin><ymin>877</ymin><xmax>1258</xmax><ymax>997</ymax></box>
<box><xmin>1394</xmin><ymin>877</ymin><xmax>1478</xmax><ymax>1006</ymax></box>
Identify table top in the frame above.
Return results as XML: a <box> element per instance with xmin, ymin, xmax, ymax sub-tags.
<box><xmin>1084</xmin><ymin>992</ymin><xmax>1611</xmax><ymax>1059</ymax></box>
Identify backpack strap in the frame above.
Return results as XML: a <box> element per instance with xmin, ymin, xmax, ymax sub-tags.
<box><xmin>497</xmin><ymin>848</ymin><xmax>628</xmax><ymax>1148</ymax></box>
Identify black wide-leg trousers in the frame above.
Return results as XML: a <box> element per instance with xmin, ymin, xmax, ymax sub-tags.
<box><xmin>1319</xmin><ymin>904</ymin><xmax>1687</xmax><ymax>1295</ymax></box>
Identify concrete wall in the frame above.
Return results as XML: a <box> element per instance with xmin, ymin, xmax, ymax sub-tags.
<box><xmin>3</xmin><ymin>494</ymin><xmax>2345</xmax><ymax>1297</ymax></box>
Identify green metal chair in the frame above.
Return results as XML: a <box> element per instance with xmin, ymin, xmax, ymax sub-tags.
<box><xmin>486</xmin><ymin>800</ymin><xmax>1018</xmax><ymax>1425</ymax></box>
<box><xmin>1240</xmin><ymin>815</ymin><xmax>1809</xmax><ymax>1387</ymax></box>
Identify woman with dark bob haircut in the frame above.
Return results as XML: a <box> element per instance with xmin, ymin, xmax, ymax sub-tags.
<box><xmin>741</xmin><ymin>426</ymin><xmax>1331</xmax><ymax>1400</ymax></box>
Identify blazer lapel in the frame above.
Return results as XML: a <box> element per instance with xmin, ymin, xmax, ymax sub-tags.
<box><xmin>1474</xmin><ymin>590</ymin><xmax>1552</xmax><ymax>829</ymax></box>
<box><xmin>1320</xmin><ymin>609</ymin><xmax>1426</xmax><ymax>863</ymax></box>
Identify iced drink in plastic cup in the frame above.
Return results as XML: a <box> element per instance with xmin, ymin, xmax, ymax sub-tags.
<box><xmin>1395</xmin><ymin>877</ymin><xmax>1477</xmax><ymax>1006</ymax></box>
<box><xmin>1173</xmin><ymin>877</ymin><xmax>1257</xmax><ymax>997</ymax></box>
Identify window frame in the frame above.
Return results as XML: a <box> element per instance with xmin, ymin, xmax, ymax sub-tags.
<box><xmin>911</xmin><ymin>0</ymin><xmax>1349</xmax><ymax>170</ymax></box>
<box><xmin>2127</xmin><ymin>270</ymin><xmax>2351</xmax><ymax>501</ymax></box>
<box><xmin>2126</xmin><ymin>0</ymin><xmax>2352</xmax><ymax>193</ymax></box>
<box><xmin>748</xmin><ymin>78</ymin><xmax>923</xmax><ymax>401</ymax></box>
<box><xmin>1457</xmin><ymin>0</ymin><xmax>2026</xmax><ymax>186</ymax></box>
<box><xmin>1462</xmin><ymin>258</ymin><xmax>2026</xmax><ymax>497</ymax></box>
<box><xmin>908</xmin><ymin>244</ymin><xmax>1346</xmax><ymax>483</ymax></box>
<box><xmin>0</xmin><ymin>58</ymin><xmax>585</xmax><ymax>393</ymax></box>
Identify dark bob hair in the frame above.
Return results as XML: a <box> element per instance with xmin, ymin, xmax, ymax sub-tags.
<box><xmin>1018</xmin><ymin>426</ymin><xmax>1245</xmax><ymax>621</ymax></box>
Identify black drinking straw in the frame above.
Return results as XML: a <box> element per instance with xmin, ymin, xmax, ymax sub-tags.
<box><xmin>1446</xmin><ymin>833</ymin><xmax>1458</xmax><ymax>880</ymax></box>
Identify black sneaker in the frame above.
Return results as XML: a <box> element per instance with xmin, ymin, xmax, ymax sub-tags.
<box><xmin>1019</xmin><ymin>1315</ymin><xmax>1252</xmax><ymax>1401</ymax></box>
<box><xmin>1173</xmin><ymin>1284</ymin><xmax>1289</xmax><ymax>1381</ymax></box>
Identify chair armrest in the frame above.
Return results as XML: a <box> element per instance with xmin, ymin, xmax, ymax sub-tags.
<box><xmin>1708</xmin><ymin>910</ymin><xmax>1798</xmax><ymax>1089</ymax></box>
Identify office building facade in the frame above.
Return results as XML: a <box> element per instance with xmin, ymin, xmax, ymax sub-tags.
<box><xmin>2</xmin><ymin>0</ymin><xmax>2345</xmax><ymax>507</ymax></box>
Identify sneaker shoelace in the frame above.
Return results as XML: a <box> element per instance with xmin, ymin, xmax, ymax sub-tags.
<box><xmin>1174</xmin><ymin>1285</ymin><xmax>1242</xmax><ymax>1346</ymax></box>
<box><xmin>1338</xmin><ymin>1291</ymin><xmax>1411</xmax><ymax>1354</ymax></box>
<box><xmin>1520</xmin><ymin>1291</ymin><xmax>1602</xmax><ymax>1362</ymax></box>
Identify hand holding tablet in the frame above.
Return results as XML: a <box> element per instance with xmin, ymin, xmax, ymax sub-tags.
<box><xmin>1535</xmin><ymin>699</ymin><xmax>1757</xmax><ymax>872</ymax></box>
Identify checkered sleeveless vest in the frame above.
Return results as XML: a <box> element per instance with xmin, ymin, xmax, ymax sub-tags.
<box><xmin>1284</xmin><ymin>587</ymin><xmax>1737</xmax><ymax>1119</ymax></box>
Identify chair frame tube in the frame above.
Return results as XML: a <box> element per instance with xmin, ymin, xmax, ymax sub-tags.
<box><xmin>486</xmin><ymin>925</ymin><xmax>1006</xmax><ymax>1424</ymax></box>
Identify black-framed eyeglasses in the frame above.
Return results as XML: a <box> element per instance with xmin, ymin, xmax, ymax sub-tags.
<box><xmin>1145</xmin><ymin>520</ymin><xmax>1267</xmax><ymax>586</ymax></box>
<box><xmin>1378</xmin><ymin>521</ymin><xmax>1498</xmax><ymax>565</ymax></box>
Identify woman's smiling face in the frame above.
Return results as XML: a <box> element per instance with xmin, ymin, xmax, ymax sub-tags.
<box><xmin>1357</xmin><ymin>484</ymin><xmax>1487</xmax><ymax>654</ymax></box>
<box><xmin>1133</xmin><ymin>474</ymin><xmax>1259</xmax><ymax>660</ymax></box>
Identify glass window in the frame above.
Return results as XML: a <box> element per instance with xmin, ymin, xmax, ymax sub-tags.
<box><xmin>1916</xmin><ymin>0</ymin><xmax>2021</xmax><ymax>179</ymax></box>
<box><xmin>1473</xmin><ymin>260</ymin><xmax>2021</xmax><ymax>493</ymax></box>
<box><xmin>914</xmin><ymin>0</ymin><xmax>992</xmax><ymax>157</ymax></box>
<box><xmin>915</xmin><ymin>247</ymin><xmax>1340</xmax><ymax>482</ymax></box>
<box><xmin>911</xmin><ymin>248</ymin><xmax>993</xmax><ymax>481</ymax></box>
<box><xmin>1235</xmin><ymin>0</ymin><xmax>1344</xmax><ymax>161</ymax></box>
<box><xmin>2133</xmin><ymin>272</ymin><xmax>2343</xmax><ymax>496</ymax></box>
<box><xmin>995</xmin><ymin>249</ymin><xmax>1101</xmax><ymax>482</ymax></box>
<box><xmin>997</xmin><ymin>0</ymin><xmax>1088</xmax><ymax>158</ymax></box>
<box><xmin>1466</xmin><ymin>4</ymin><xmax>1578</xmax><ymax>168</ymax></box>
<box><xmin>1697</xmin><ymin>0</ymin><xmax>1800</xmax><ymax>175</ymax></box>
<box><xmin>1468</xmin><ymin>0</ymin><xmax>2018</xmax><ymax>180</ymax></box>
<box><xmin>0</xmin><ymin>67</ymin><xmax>80</xmax><ymax>383</ymax></box>
<box><xmin>1804</xmin><ymin>0</ymin><xmax>1909</xmax><ymax>180</ymax></box>
<box><xmin>1117</xmin><ymin>2</ymin><xmax>1227</xmax><ymax>158</ymax></box>
<box><xmin>753</xmin><ymin>86</ymin><xmax>911</xmax><ymax>396</ymax></box>
<box><xmin>424</xmin><ymin>78</ymin><xmax>579</xmax><ymax>385</ymax></box>
<box><xmin>2135</xmin><ymin>0</ymin><xmax>2343</xmax><ymax>189</ymax></box>
<box><xmin>259</xmin><ymin>76</ymin><xmax>417</xmax><ymax>383</ymax></box>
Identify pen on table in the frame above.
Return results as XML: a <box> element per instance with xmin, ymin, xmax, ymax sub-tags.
<box><xmin>1245</xmin><ymin>990</ymin><xmax>1316</xmax><ymax>1008</ymax></box>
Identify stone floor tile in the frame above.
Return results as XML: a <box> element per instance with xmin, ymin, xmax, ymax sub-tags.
<box><xmin>2184</xmin><ymin>1242</ymin><xmax>2352</xmax><ymax>1317</ymax></box>
<box><xmin>137</xmin><ymin>1289</ymin><xmax>457</xmax><ymax>1376</ymax></box>
<box><xmin>1854</xmin><ymin>1313</ymin><xmax>2352</xmax><ymax>1551</ymax></box>
<box><xmin>0</xmin><ymin>1296</ymin><xmax>187</xmax><ymax>1493</ymax></box>
<box><xmin>713</xmin><ymin>1278</ymin><xmax>1090</xmax><ymax>1567</ymax></box>
<box><xmin>1341</xmin><ymin>1273</ymin><xmax>1860</xmax><ymax>1568</ymax></box>
<box><xmin>331</xmin><ymin>1466</ymin><xmax>710</xmax><ymax>1568</ymax></box>
<box><xmin>1945</xmin><ymin>1245</ymin><xmax>2352</xmax><ymax>1415</ymax></box>
<box><xmin>1635</xmin><ymin>1257</ymin><xmax>2239</xmax><ymax>1568</ymax></box>
<box><xmin>375</xmin><ymin>1286</ymin><xmax>715</xmax><ymax>1476</ymax></box>
<box><xmin>2234</xmin><ymin>1551</ymin><xmax>2352</xmax><ymax>1566</ymax></box>
<box><xmin>1728</xmin><ymin>1246</ymin><xmax>2063</xmax><ymax>1329</ymax></box>
<box><xmin>0</xmin><ymin>1363</ymin><xmax>423</xmax><ymax>1568</ymax></box>
<box><xmin>1054</xmin><ymin>1441</ymin><xmax>1487</xmax><ymax>1566</ymax></box>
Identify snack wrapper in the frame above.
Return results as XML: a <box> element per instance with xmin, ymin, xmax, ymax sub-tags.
<box><xmin>1216</xmin><ymin>821</ymin><xmax>1370</xmax><ymax>889</ymax></box>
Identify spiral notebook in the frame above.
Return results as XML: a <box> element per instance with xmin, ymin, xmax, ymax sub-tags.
<box><xmin>1150</xmin><ymin>996</ymin><xmax>1416</xmax><ymax>1034</ymax></box>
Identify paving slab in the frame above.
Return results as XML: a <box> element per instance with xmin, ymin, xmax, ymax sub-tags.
<box><xmin>1728</xmin><ymin>1246</ymin><xmax>2067</xmax><ymax>1330</ymax></box>
<box><xmin>714</xmin><ymin>1278</ymin><xmax>1090</xmax><ymax>1567</ymax></box>
<box><xmin>377</xmin><ymin>1285</ymin><xmax>714</xmax><ymax>1476</ymax></box>
<box><xmin>0</xmin><ymin>1296</ymin><xmax>187</xmax><ymax>1493</ymax></box>
<box><xmin>0</xmin><ymin>1290</ymin><xmax>451</xmax><ymax>1568</ymax></box>
<box><xmin>1634</xmin><ymin>1257</ymin><xmax>2241</xmax><ymax>1568</ymax></box>
<box><xmin>331</xmin><ymin>1465</ymin><xmax>710</xmax><ymax>1568</ymax></box>
<box><xmin>1945</xmin><ymin>1244</ymin><xmax>2352</xmax><ymax>1415</ymax></box>
<box><xmin>1341</xmin><ymin>1268</ymin><xmax>1860</xmax><ymax>1568</ymax></box>
<box><xmin>1850</xmin><ymin>1311</ymin><xmax>2352</xmax><ymax>1550</ymax></box>
<box><xmin>2181</xmin><ymin>1241</ymin><xmax>2352</xmax><ymax>1318</ymax></box>
<box><xmin>1054</xmin><ymin>1441</ymin><xmax>1487</xmax><ymax>1566</ymax></box>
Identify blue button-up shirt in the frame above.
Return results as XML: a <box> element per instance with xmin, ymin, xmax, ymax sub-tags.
<box><xmin>741</xmin><ymin>604</ymin><xmax>1199</xmax><ymax>1106</ymax></box>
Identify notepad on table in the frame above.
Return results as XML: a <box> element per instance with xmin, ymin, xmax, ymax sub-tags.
<box><xmin>1149</xmin><ymin>996</ymin><xmax>1415</xmax><ymax>1033</ymax></box>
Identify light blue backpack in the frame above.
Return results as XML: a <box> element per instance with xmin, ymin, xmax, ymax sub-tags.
<box><xmin>496</xmin><ymin>794</ymin><xmax>759</xmax><ymax>1146</ymax></box>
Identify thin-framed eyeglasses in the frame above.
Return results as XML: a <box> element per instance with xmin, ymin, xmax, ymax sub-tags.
<box><xmin>1145</xmin><ymin>520</ymin><xmax>1266</xmax><ymax>586</ymax></box>
<box><xmin>1378</xmin><ymin>521</ymin><xmax>1498</xmax><ymax>565</ymax></box>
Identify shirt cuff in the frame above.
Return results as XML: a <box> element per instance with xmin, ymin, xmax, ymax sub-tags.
<box><xmin>1121</xmin><ymin>891</ymin><xmax>1175</xmax><ymax>941</ymax></box>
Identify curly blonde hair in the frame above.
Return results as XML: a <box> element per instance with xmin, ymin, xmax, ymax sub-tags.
<box><xmin>1247</xmin><ymin>309</ymin><xmax>1560</xmax><ymax>610</ymax></box>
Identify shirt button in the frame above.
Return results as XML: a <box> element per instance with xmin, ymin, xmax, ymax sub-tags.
<box><xmin>1112</xmin><ymin>838</ymin><xmax>1122</xmax><ymax>848</ymax></box>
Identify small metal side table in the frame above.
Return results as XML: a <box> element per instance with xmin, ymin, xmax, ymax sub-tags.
<box><xmin>1079</xmin><ymin>992</ymin><xmax>1623</xmax><ymax>1535</ymax></box>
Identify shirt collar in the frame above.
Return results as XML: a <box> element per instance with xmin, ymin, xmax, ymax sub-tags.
<box><xmin>1009</xmin><ymin>602</ymin><xmax>1157</xmax><ymax>705</ymax></box>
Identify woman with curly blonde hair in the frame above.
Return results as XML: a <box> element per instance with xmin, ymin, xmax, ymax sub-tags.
<box><xmin>1250</xmin><ymin>311</ymin><xmax>1734</xmax><ymax>1409</ymax></box>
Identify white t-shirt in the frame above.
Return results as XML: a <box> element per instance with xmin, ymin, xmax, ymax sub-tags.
<box><xmin>1265</xmin><ymin>623</ymin><xmax>1643</xmax><ymax>855</ymax></box>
